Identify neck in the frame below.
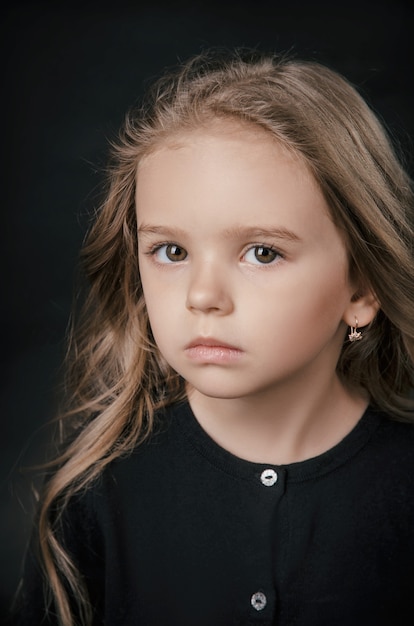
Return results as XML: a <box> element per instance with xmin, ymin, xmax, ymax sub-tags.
<box><xmin>187</xmin><ymin>375</ymin><xmax>368</xmax><ymax>465</ymax></box>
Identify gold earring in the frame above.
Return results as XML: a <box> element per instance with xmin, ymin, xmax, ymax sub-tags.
<box><xmin>348</xmin><ymin>317</ymin><xmax>363</xmax><ymax>342</ymax></box>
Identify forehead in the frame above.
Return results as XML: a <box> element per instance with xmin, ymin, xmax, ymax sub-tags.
<box><xmin>139</xmin><ymin>118</ymin><xmax>300</xmax><ymax>168</ymax></box>
<box><xmin>136</xmin><ymin>120</ymin><xmax>319</xmax><ymax>204</ymax></box>
<box><xmin>134</xmin><ymin>122</ymin><xmax>345</xmax><ymax>257</ymax></box>
<box><xmin>137</xmin><ymin>120</ymin><xmax>325</xmax><ymax>209</ymax></box>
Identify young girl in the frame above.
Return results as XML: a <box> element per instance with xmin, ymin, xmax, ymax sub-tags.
<box><xmin>17</xmin><ymin>48</ymin><xmax>414</xmax><ymax>626</ymax></box>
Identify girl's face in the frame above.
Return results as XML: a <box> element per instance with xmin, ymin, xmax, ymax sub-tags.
<box><xmin>136</xmin><ymin>122</ymin><xmax>358</xmax><ymax>403</ymax></box>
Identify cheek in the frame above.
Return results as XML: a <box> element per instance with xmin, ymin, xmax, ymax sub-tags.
<box><xmin>317</xmin><ymin>269</ymin><xmax>354</xmax><ymax>319</ymax></box>
<box><xmin>141</xmin><ymin>284</ymin><xmax>177</xmax><ymax>346</ymax></box>
<box><xmin>139</xmin><ymin>272</ymin><xmax>160</xmax><ymax>329</ymax></box>
<box><xmin>257</xmin><ymin>271</ymin><xmax>351</xmax><ymax>336</ymax></box>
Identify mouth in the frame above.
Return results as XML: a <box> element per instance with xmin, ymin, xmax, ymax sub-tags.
<box><xmin>186</xmin><ymin>337</ymin><xmax>240</xmax><ymax>350</ymax></box>
<box><xmin>184</xmin><ymin>337</ymin><xmax>243</xmax><ymax>363</ymax></box>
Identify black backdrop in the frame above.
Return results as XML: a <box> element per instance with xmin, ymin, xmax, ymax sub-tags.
<box><xmin>1</xmin><ymin>0</ymin><xmax>413</xmax><ymax>620</ymax></box>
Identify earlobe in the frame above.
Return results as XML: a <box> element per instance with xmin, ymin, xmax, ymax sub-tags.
<box><xmin>343</xmin><ymin>289</ymin><xmax>380</xmax><ymax>329</ymax></box>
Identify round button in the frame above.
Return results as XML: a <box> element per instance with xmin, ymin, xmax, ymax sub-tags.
<box><xmin>251</xmin><ymin>591</ymin><xmax>267</xmax><ymax>611</ymax></box>
<box><xmin>260</xmin><ymin>468</ymin><xmax>278</xmax><ymax>486</ymax></box>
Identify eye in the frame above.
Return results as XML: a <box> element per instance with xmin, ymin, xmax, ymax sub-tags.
<box><xmin>244</xmin><ymin>245</ymin><xmax>281</xmax><ymax>265</ymax></box>
<box><xmin>152</xmin><ymin>243</ymin><xmax>188</xmax><ymax>263</ymax></box>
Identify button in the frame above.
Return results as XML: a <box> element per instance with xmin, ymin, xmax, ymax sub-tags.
<box><xmin>260</xmin><ymin>468</ymin><xmax>278</xmax><ymax>486</ymax></box>
<box><xmin>251</xmin><ymin>591</ymin><xmax>267</xmax><ymax>611</ymax></box>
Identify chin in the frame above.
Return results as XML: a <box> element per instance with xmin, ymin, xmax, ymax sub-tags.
<box><xmin>186</xmin><ymin>382</ymin><xmax>252</xmax><ymax>401</ymax></box>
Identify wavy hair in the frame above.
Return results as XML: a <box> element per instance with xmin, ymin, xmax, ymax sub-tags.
<box><xmin>28</xmin><ymin>48</ymin><xmax>414</xmax><ymax>625</ymax></box>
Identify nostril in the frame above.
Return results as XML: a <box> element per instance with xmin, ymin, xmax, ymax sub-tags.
<box><xmin>185</xmin><ymin>278</ymin><xmax>233</xmax><ymax>315</ymax></box>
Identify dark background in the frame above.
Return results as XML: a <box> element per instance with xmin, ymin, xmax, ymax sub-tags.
<box><xmin>1</xmin><ymin>0</ymin><xmax>413</xmax><ymax>620</ymax></box>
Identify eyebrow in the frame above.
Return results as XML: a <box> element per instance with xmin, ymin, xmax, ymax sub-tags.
<box><xmin>138</xmin><ymin>223</ymin><xmax>301</xmax><ymax>243</ymax></box>
<box><xmin>138</xmin><ymin>224</ymin><xmax>189</xmax><ymax>238</ymax></box>
<box><xmin>222</xmin><ymin>226</ymin><xmax>301</xmax><ymax>242</ymax></box>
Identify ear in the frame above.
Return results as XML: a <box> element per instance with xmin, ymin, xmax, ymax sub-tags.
<box><xmin>342</xmin><ymin>287</ymin><xmax>380</xmax><ymax>329</ymax></box>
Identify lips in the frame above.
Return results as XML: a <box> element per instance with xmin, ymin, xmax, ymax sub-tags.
<box><xmin>185</xmin><ymin>337</ymin><xmax>240</xmax><ymax>350</ymax></box>
<box><xmin>184</xmin><ymin>337</ymin><xmax>243</xmax><ymax>363</ymax></box>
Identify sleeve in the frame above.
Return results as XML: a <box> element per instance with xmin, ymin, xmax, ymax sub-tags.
<box><xmin>14</xmin><ymin>487</ymin><xmax>105</xmax><ymax>626</ymax></box>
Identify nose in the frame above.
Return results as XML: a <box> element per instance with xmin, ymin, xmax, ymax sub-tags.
<box><xmin>186</xmin><ymin>261</ymin><xmax>234</xmax><ymax>315</ymax></box>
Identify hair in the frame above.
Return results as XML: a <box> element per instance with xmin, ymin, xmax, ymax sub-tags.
<box><xmin>25</xmin><ymin>47</ymin><xmax>414</xmax><ymax>625</ymax></box>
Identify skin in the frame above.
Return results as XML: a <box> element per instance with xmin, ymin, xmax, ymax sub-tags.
<box><xmin>136</xmin><ymin>121</ymin><xmax>379</xmax><ymax>464</ymax></box>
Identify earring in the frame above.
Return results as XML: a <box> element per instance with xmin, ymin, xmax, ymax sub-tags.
<box><xmin>348</xmin><ymin>317</ymin><xmax>363</xmax><ymax>342</ymax></box>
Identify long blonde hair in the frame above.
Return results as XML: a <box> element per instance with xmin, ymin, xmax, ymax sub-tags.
<box><xmin>29</xmin><ymin>48</ymin><xmax>414</xmax><ymax>625</ymax></box>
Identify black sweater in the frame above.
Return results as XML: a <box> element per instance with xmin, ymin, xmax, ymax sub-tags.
<box><xmin>19</xmin><ymin>402</ymin><xmax>414</xmax><ymax>625</ymax></box>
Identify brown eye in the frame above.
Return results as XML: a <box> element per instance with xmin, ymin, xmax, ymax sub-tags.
<box><xmin>245</xmin><ymin>246</ymin><xmax>280</xmax><ymax>265</ymax></box>
<box><xmin>154</xmin><ymin>243</ymin><xmax>188</xmax><ymax>263</ymax></box>
<box><xmin>255</xmin><ymin>246</ymin><xmax>276</xmax><ymax>263</ymax></box>
<box><xmin>166</xmin><ymin>244</ymin><xmax>187</xmax><ymax>261</ymax></box>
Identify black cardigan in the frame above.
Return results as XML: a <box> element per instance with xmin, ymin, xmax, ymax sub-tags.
<box><xmin>18</xmin><ymin>401</ymin><xmax>414</xmax><ymax>625</ymax></box>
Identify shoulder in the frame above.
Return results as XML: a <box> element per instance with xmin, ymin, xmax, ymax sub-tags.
<box><xmin>73</xmin><ymin>402</ymin><xmax>189</xmax><ymax>511</ymax></box>
<box><xmin>370</xmin><ymin>408</ymin><xmax>414</xmax><ymax>453</ymax></box>
<box><xmin>360</xmin><ymin>408</ymin><xmax>414</xmax><ymax>487</ymax></box>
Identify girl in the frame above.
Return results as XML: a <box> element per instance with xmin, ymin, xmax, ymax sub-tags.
<box><xmin>18</xmin><ymin>48</ymin><xmax>414</xmax><ymax>625</ymax></box>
